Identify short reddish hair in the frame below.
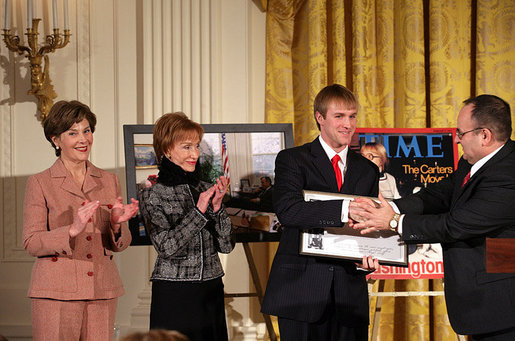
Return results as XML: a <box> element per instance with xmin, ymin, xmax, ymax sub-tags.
<box><xmin>153</xmin><ymin>112</ymin><xmax>204</xmax><ymax>163</ymax></box>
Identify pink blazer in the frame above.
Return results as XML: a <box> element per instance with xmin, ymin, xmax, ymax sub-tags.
<box><xmin>23</xmin><ymin>158</ymin><xmax>132</xmax><ymax>300</ymax></box>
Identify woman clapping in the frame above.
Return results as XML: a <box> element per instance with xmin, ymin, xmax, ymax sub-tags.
<box><xmin>139</xmin><ymin>112</ymin><xmax>234</xmax><ymax>341</ymax></box>
<box><xmin>23</xmin><ymin>100</ymin><xmax>138</xmax><ymax>340</ymax></box>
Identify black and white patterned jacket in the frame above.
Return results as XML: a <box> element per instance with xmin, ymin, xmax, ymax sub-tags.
<box><xmin>139</xmin><ymin>180</ymin><xmax>234</xmax><ymax>282</ymax></box>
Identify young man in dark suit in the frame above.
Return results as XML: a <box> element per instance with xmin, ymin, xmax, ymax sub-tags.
<box><xmin>351</xmin><ymin>94</ymin><xmax>515</xmax><ymax>340</ymax></box>
<box><xmin>261</xmin><ymin>84</ymin><xmax>380</xmax><ymax>341</ymax></box>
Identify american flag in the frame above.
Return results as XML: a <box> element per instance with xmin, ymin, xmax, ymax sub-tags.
<box><xmin>221</xmin><ymin>133</ymin><xmax>230</xmax><ymax>183</ymax></box>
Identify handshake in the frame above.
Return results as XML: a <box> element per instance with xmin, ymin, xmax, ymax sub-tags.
<box><xmin>348</xmin><ymin>193</ymin><xmax>398</xmax><ymax>234</ymax></box>
<box><xmin>303</xmin><ymin>190</ymin><xmax>398</xmax><ymax>235</ymax></box>
<box><xmin>348</xmin><ymin>197</ymin><xmax>380</xmax><ymax>223</ymax></box>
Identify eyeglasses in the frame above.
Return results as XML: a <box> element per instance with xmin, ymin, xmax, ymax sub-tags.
<box><xmin>456</xmin><ymin>127</ymin><xmax>483</xmax><ymax>139</ymax></box>
<box><xmin>364</xmin><ymin>153</ymin><xmax>381</xmax><ymax>160</ymax></box>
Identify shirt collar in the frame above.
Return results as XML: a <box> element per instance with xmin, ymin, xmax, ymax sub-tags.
<box><xmin>318</xmin><ymin>136</ymin><xmax>348</xmax><ymax>163</ymax></box>
<box><xmin>470</xmin><ymin>143</ymin><xmax>504</xmax><ymax>177</ymax></box>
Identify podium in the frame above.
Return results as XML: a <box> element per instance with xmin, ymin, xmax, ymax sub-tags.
<box><xmin>486</xmin><ymin>238</ymin><xmax>515</xmax><ymax>273</ymax></box>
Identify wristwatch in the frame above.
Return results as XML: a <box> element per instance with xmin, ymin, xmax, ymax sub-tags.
<box><xmin>389</xmin><ymin>213</ymin><xmax>400</xmax><ymax>233</ymax></box>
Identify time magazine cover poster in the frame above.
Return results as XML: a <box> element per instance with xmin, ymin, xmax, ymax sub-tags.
<box><xmin>351</xmin><ymin>128</ymin><xmax>458</xmax><ymax>279</ymax></box>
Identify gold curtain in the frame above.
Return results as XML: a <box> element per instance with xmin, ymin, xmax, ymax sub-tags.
<box><xmin>265</xmin><ymin>0</ymin><xmax>515</xmax><ymax>140</ymax></box>
<box><xmin>263</xmin><ymin>0</ymin><xmax>514</xmax><ymax>340</ymax></box>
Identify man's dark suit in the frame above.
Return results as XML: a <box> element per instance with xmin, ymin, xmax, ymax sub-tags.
<box><xmin>395</xmin><ymin>140</ymin><xmax>515</xmax><ymax>336</ymax></box>
<box><xmin>261</xmin><ymin>138</ymin><xmax>379</xmax><ymax>329</ymax></box>
<box><xmin>257</xmin><ymin>185</ymin><xmax>274</xmax><ymax>212</ymax></box>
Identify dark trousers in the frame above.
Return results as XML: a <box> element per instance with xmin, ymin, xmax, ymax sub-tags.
<box><xmin>150</xmin><ymin>278</ymin><xmax>228</xmax><ymax>341</ymax></box>
<box><xmin>278</xmin><ymin>281</ymin><xmax>368</xmax><ymax>341</ymax></box>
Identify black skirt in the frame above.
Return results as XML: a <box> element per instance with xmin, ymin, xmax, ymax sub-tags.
<box><xmin>150</xmin><ymin>278</ymin><xmax>228</xmax><ymax>341</ymax></box>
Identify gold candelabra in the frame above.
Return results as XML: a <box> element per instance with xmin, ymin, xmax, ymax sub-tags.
<box><xmin>2</xmin><ymin>19</ymin><xmax>71</xmax><ymax>123</ymax></box>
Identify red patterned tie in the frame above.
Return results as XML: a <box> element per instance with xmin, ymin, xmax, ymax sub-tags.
<box><xmin>461</xmin><ymin>171</ymin><xmax>471</xmax><ymax>188</ymax></box>
<box><xmin>332</xmin><ymin>155</ymin><xmax>342</xmax><ymax>191</ymax></box>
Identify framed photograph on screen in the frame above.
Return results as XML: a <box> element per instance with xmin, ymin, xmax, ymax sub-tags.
<box><xmin>124</xmin><ymin>123</ymin><xmax>294</xmax><ymax>245</ymax></box>
<box><xmin>240</xmin><ymin>179</ymin><xmax>251</xmax><ymax>191</ymax></box>
<box><xmin>134</xmin><ymin>144</ymin><xmax>157</xmax><ymax>169</ymax></box>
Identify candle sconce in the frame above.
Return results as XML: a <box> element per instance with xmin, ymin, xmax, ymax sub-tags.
<box><xmin>2</xmin><ymin>18</ymin><xmax>70</xmax><ymax>124</ymax></box>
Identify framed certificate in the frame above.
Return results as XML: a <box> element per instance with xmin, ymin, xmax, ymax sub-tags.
<box><xmin>300</xmin><ymin>190</ymin><xmax>408</xmax><ymax>267</ymax></box>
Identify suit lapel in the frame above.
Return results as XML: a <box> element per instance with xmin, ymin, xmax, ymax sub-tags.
<box><xmin>310</xmin><ymin>138</ymin><xmax>340</xmax><ymax>191</ymax></box>
<box><xmin>341</xmin><ymin>150</ymin><xmax>360</xmax><ymax>194</ymax></box>
<box><xmin>50</xmin><ymin>159</ymin><xmax>103</xmax><ymax>198</ymax></box>
<box><xmin>453</xmin><ymin>140</ymin><xmax>514</xmax><ymax>201</ymax></box>
<box><xmin>82</xmin><ymin>161</ymin><xmax>102</xmax><ymax>195</ymax></box>
<box><xmin>452</xmin><ymin>159</ymin><xmax>472</xmax><ymax>202</ymax></box>
<box><xmin>469</xmin><ymin>140</ymin><xmax>515</xmax><ymax>183</ymax></box>
<box><xmin>50</xmin><ymin>158</ymin><xmax>85</xmax><ymax>199</ymax></box>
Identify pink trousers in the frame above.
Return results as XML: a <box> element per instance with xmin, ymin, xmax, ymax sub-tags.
<box><xmin>31</xmin><ymin>297</ymin><xmax>118</xmax><ymax>341</ymax></box>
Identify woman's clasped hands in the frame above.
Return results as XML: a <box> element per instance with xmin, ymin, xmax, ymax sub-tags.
<box><xmin>197</xmin><ymin>176</ymin><xmax>229</xmax><ymax>213</ymax></box>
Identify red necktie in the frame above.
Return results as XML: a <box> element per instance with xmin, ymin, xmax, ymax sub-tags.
<box><xmin>332</xmin><ymin>155</ymin><xmax>342</xmax><ymax>191</ymax></box>
<box><xmin>461</xmin><ymin>171</ymin><xmax>470</xmax><ymax>188</ymax></box>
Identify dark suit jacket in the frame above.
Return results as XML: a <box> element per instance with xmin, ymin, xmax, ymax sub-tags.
<box><xmin>395</xmin><ymin>140</ymin><xmax>515</xmax><ymax>335</ymax></box>
<box><xmin>257</xmin><ymin>185</ymin><xmax>274</xmax><ymax>212</ymax></box>
<box><xmin>261</xmin><ymin>138</ymin><xmax>379</xmax><ymax>324</ymax></box>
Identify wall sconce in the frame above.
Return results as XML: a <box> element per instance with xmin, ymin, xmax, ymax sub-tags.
<box><xmin>2</xmin><ymin>0</ymin><xmax>70</xmax><ymax>124</ymax></box>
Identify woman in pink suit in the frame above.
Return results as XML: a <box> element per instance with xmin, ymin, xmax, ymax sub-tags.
<box><xmin>23</xmin><ymin>100</ymin><xmax>139</xmax><ymax>340</ymax></box>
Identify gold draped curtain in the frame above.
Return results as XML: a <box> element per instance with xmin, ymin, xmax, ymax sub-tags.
<box><xmin>261</xmin><ymin>0</ymin><xmax>515</xmax><ymax>340</ymax></box>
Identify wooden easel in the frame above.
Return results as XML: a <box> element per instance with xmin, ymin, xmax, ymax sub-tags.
<box><xmin>225</xmin><ymin>230</ymin><xmax>280</xmax><ymax>341</ymax></box>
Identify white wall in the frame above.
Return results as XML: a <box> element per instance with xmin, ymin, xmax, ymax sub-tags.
<box><xmin>0</xmin><ymin>0</ymin><xmax>267</xmax><ymax>339</ymax></box>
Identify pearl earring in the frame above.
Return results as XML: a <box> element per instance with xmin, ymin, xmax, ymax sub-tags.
<box><xmin>56</xmin><ymin>146</ymin><xmax>60</xmax><ymax>150</ymax></box>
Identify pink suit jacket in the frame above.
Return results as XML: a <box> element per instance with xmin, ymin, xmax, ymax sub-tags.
<box><xmin>23</xmin><ymin>158</ymin><xmax>132</xmax><ymax>300</ymax></box>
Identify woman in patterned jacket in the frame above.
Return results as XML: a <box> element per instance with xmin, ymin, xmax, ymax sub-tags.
<box><xmin>139</xmin><ymin>112</ymin><xmax>234</xmax><ymax>341</ymax></box>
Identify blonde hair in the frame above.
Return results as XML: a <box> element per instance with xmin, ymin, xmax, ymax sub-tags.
<box><xmin>313</xmin><ymin>84</ymin><xmax>358</xmax><ymax>129</ymax></box>
<box><xmin>361</xmin><ymin>142</ymin><xmax>388</xmax><ymax>167</ymax></box>
<box><xmin>153</xmin><ymin>112</ymin><xmax>204</xmax><ymax>164</ymax></box>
